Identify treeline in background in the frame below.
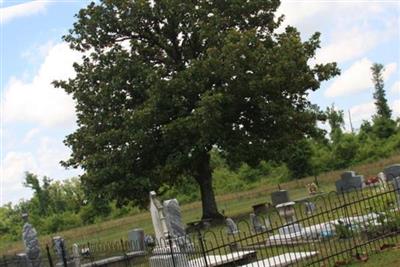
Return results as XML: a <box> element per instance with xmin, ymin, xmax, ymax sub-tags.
<box><xmin>1</xmin><ymin>64</ymin><xmax>399</xmax><ymax>242</ymax></box>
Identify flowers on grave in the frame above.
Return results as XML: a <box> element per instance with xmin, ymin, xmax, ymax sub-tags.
<box><xmin>306</xmin><ymin>183</ymin><xmax>318</xmax><ymax>195</ymax></box>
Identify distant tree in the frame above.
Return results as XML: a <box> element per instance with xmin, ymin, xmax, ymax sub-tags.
<box><xmin>370</xmin><ymin>63</ymin><xmax>395</xmax><ymax>139</ymax></box>
<box><xmin>23</xmin><ymin>172</ymin><xmax>51</xmax><ymax>216</ymax></box>
<box><xmin>325</xmin><ymin>104</ymin><xmax>344</xmax><ymax>143</ymax></box>
<box><xmin>371</xmin><ymin>63</ymin><xmax>392</xmax><ymax>120</ymax></box>
<box><xmin>56</xmin><ymin>0</ymin><xmax>339</xmax><ymax>220</ymax></box>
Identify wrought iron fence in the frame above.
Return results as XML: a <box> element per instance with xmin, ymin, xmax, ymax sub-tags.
<box><xmin>2</xmin><ymin>180</ymin><xmax>400</xmax><ymax>267</ymax></box>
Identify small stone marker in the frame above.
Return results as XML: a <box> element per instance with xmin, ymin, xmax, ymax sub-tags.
<box><xmin>72</xmin><ymin>244</ymin><xmax>80</xmax><ymax>267</ymax></box>
<box><xmin>53</xmin><ymin>236</ymin><xmax>68</xmax><ymax>265</ymax></box>
<box><xmin>304</xmin><ymin>201</ymin><xmax>316</xmax><ymax>215</ymax></box>
<box><xmin>250</xmin><ymin>213</ymin><xmax>266</xmax><ymax>233</ymax></box>
<box><xmin>271</xmin><ymin>190</ymin><xmax>290</xmax><ymax>206</ymax></box>
<box><xmin>128</xmin><ymin>228</ymin><xmax>145</xmax><ymax>251</ymax></box>
<box><xmin>226</xmin><ymin>217</ymin><xmax>239</xmax><ymax>235</ymax></box>
<box><xmin>384</xmin><ymin>164</ymin><xmax>400</xmax><ymax>181</ymax></box>
<box><xmin>22</xmin><ymin>213</ymin><xmax>42</xmax><ymax>267</ymax></box>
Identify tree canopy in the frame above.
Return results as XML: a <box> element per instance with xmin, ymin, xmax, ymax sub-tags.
<box><xmin>55</xmin><ymin>0</ymin><xmax>339</xmax><ymax>220</ymax></box>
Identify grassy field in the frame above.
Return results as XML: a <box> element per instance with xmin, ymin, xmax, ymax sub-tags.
<box><xmin>1</xmin><ymin>154</ymin><xmax>400</xmax><ymax>266</ymax></box>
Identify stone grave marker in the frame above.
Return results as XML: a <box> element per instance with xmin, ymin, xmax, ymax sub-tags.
<box><xmin>128</xmin><ymin>228</ymin><xmax>145</xmax><ymax>251</ymax></box>
<box><xmin>22</xmin><ymin>213</ymin><xmax>42</xmax><ymax>267</ymax></box>
<box><xmin>384</xmin><ymin>164</ymin><xmax>400</xmax><ymax>181</ymax></box>
<box><xmin>226</xmin><ymin>217</ymin><xmax>239</xmax><ymax>235</ymax></box>
<box><xmin>149</xmin><ymin>191</ymin><xmax>168</xmax><ymax>242</ymax></box>
<box><xmin>163</xmin><ymin>199</ymin><xmax>186</xmax><ymax>238</ymax></box>
<box><xmin>271</xmin><ymin>190</ymin><xmax>290</xmax><ymax>206</ymax></box>
<box><xmin>304</xmin><ymin>201</ymin><xmax>316</xmax><ymax>216</ymax></box>
<box><xmin>250</xmin><ymin>213</ymin><xmax>266</xmax><ymax>233</ymax></box>
<box><xmin>72</xmin><ymin>244</ymin><xmax>80</xmax><ymax>267</ymax></box>
<box><xmin>335</xmin><ymin>171</ymin><xmax>364</xmax><ymax>192</ymax></box>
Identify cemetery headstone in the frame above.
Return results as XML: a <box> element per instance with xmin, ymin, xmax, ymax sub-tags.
<box><xmin>276</xmin><ymin>201</ymin><xmax>296</xmax><ymax>224</ymax></box>
<box><xmin>335</xmin><ymin>171</ymin><xmax>364</xmax><ymax>192</ymax></box>
<box><xmin>304</xmin><ymin>201</ymin><xmax>316</xmax><ymax>216</ymax></box>
<box><xmin>128</xmin><ymin>228</ymin><xmax>145</xmax><ymax>251</ymax></box>
<box><xmin>149</xmin><ymin>191</ymin><xmax>168</xmax><ymax>242</ymax></box>
<box><xmin>384</xmin><ymin>164</ymin><xmax>400</xmax><ymax>181</ymax></box>
<box><xmin>22</xmin><ymin>213</ymin><xmax>42</xmax><ymax>267</ymax></box>
<box><xmin>250</xmin><ymin>213</ymin><xmax>266</xmax><ymax>233</ymax></box>
<box><xmin>226</xmin><ymin>217</ymin><xmax>239</xmax><ymax>235</ymax></box>
<box><xmin>271</xmin><ymin>190</ymin><xmax>290</xmax><ymax>206</ymax></box>
<box><xmin>53</xmin><ymin>236</ymin><xmax>68</xmax><ymax>265</ymax></box>
<box><xmin>72</xmin><ymin>244</ymin><xmax>80</xmax><ymax>267</ymax></box>
<box><xmin>163</xmin><ymin>199</ymin><xmax>186</xmax><ymax>238</ymax></box>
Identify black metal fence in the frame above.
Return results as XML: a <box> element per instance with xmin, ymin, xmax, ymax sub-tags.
<box><xmin>2</xmin><ymin>180</ymin><xmax>400</xmax><ymax>267</ymax></box>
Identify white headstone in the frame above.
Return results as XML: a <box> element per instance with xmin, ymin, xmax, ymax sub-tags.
<box><xmin>163</xmin><ymin>199</ymin><xmax>185</xmax><ymax>238</ymax></box>
<box><xmin>72</xmin><ymin>244</ymin><xmax>80</xmax><ymax>267</ymax></box>
<box><xmin>149</xmin><ymin>191</ymin><xmax>168</xmax><ymax>242</ymax></box>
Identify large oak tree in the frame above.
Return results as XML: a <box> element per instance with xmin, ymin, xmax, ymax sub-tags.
<box><xmin>56</xmin><ymin>0</ymin><xmax>339</xmax><ymax>220</ymax></box>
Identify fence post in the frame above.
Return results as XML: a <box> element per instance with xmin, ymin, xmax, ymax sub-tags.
<box><xmin>2</xmin><ymin>255</ymin><xmax>8</xmax><ymax>267</ymax></box>
<box><xmin>197</xmin><ymin>228</ymin><xmax>208</xmax><ymax>267</ymax></box>
<box><xmin>61</xmin><ymin>241</ymin><xmax>68</xmax><ymax>267</ymax></box>
<box><xmin>46</xmin><ymin>244</ymin><xmax>54</xmax><ymax>267</ymax></box>
<box><xmin>167</xmin><ymin>234</ymin><xmax>176</xmax><ymax>267</ymax></box>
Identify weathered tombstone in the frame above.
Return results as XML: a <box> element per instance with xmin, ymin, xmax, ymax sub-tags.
<box><xmin>53</xmin><ymin>236</ymin><xmax>69</xmax><ymax>266</ymax></box>
<box><xmin>335</xmin><ymin>171</ymin><xmax>364</xmax><ymax>192</ymax></box>
<box><xmin>384</xmin><ymin>164</ymin><xmax>400</xmax><ymax>181</ymax></box>
<box><xmin>22</xmin><ymin>213</ymin><xmax>42</xmax><ymax>267</ymax></box>
<box><xmin>226</xmin><ymin>217</ymin><xmax>239</xmax><ymax>235</ymax></box>
<box><xmin>304</xmin><ymin>201</ymin><xmax>316</xmax><ymax>216</ymax></box>
<box><xmin>250</xmin><ymin>213</ymin><xmax>266</xmax><ymax>233</ymax></box>
<box><xmin>72</xmin><ymin>244</ymin><xmax>80</xmax><ymax>267</ymax></box>
<box><xmin>16</xmin><ymin>253</ymin><xmax>29</xmax><ymax>267</ymax></box>
<box><xmin>276</xmin><ymin>202</ymin><xmax>296</xmax><ymax>224</ymax></box>
<box><xmin>252</xmin><ymin>203</ymin><xmax>268</xmax><ymax>215</ymax></box>
<box><xmin>271</xmin><ymin>190</ymin><xmax>290</xmax><ymax>206</ymax></box>
<box><xmin>163</xmin><ymin>199</ymin><xmax>186</xmax><ymax>238</ymax></box>
<box><xmin>149</xmin><ymin>191</ymin><xmax>168</xmax><ymax>242</ymax></box>
<box><xmin>149</xmin><ymin>192</ymin><xmax>191</xmax><ymax>266</ymax></box>
<box><xmin>128</xmin><ymin>228</ymin><xmax>145</xmax><ymax>251</ymax></box>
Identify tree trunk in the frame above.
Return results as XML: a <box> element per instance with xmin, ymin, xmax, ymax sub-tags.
<box><xmin>194</xmin><ymin>153</ymin><xmax>224</xmax><ymax>221</ymax></box>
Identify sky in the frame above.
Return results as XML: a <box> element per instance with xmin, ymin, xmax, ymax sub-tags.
<box><xmin>0</xmin><ymin>0</ymin><xmax>399</xmax><ymax>205</ymax></box>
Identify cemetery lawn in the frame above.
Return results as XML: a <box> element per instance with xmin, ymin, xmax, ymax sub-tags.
<box><xmin>1</xmin><ymin>154</ymin><xmax>400</xmax><ymax>258</ymax></box>
<box><xmin>349</xmin><ymin>247</ymin><xmax>400</xmax><ymax>266</ymax></box>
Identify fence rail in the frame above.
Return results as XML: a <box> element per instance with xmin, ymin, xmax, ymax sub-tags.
<box><xmin>2</xmin><ymin>180</ymin><xmax>400</xmax><ymax>267</ymax></box>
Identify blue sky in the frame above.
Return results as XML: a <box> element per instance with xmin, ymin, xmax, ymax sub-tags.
<box><xmin>1</xmin><ymin>0</ymin><xmax>399</xmax><ymax>205</ymax></box>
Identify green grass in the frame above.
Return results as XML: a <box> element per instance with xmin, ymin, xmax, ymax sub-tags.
<box><xmin>1</xmin><ymin>153</ymin><xmax>400</xmax><ymax>263</ymax></box>
<box><xmin>347</xmin><ymin>247</ymin><xmax>400</xmax><ymax>266</ymax></box>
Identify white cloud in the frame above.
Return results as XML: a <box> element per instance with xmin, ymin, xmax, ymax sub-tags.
<box><xmin>325</xmin><ymin>59</ymin><xmax>397</xmax><ymax>98</ymax></box>
<box><xmin>1</xmin><ymin>136</ymin><xmax>82</xmax><ymax>205</ymax></box>
<box><xmin>1</xmin><ymin>152</ymin><xmax>37</xmax><ymax>204</ymax></box>
<box><xmin>22</xmin><ymin>128</ymin><xmax>40</xmax><ymax>144</ymax></box>
<box><xmin>3</xmin><ymin>42</ymin><xmax>80</xmax><ymax>127</ymax></box>
<box><xmin>0</xmin><ymin>0</ymin><xmax>50</xmax><ymax>24</ymax></box>
<box><xmin>316</xmin><ymin>27</ymin><xmax>391</xmax><ymax>64</ymax></box>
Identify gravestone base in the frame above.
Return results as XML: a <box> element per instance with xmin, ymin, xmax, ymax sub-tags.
<box><xmin>278</xmin><ymin>223</ymin><xmax>302</xmax><ymax>235</ymax></box>
<box><xmin>149</xmin><ymin>246</ymin><xmax>189</xmax><ymax>267</ymax></box>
